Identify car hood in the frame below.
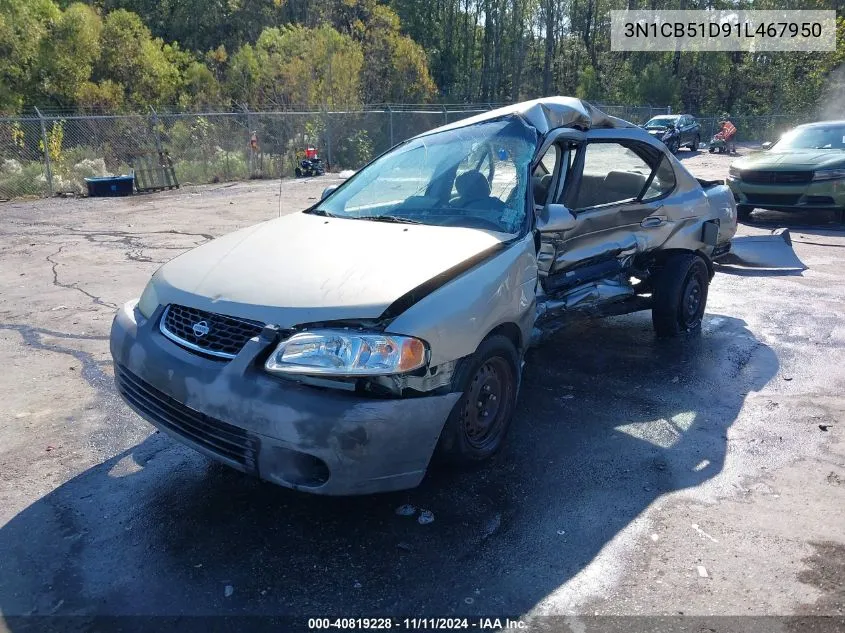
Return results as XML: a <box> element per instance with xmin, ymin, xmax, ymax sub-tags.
<box><xmin>146</xmin><ymin>211</ymin><xmax>510</xmax><ymax>327</ymax></box>
<box><xmin>733</xmin><ymin>150</ymin><xmax>845</xmax><ymax>170</ymax></box>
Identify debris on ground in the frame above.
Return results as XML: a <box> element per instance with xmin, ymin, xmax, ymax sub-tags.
<box><xmin>556</xmin><ymin>529</ymin><xmax>566</xmax><ymax>536</ymax></box>
<box><xmin>697</xmin><ymin>566</ymin><xmax>709</xmax><ymax>578</ymax></box>
<box><xmin>691</xmin><ymin>523</ymin><xmax>719</xmax><ymax>543</ymax></box>
<box><xmin>395</xmin><ymin>504</ymin><xmax>416</xmax><ymax>517</ymax></box>
<box><xmin>650</xmin><ymin>534</ymin><xmax>659</xmax><ymax>542</ymax></box>
<box><xmin>464</xmin><ymin>597</ymin><xmax>474</xmax><ymax>605</ymax></box>
<box><xmin>418</xmin><ymin>509</ymin><xmax>435</xmax><ymax>525</ymax></box>
<box><xmin>353</xmin><ymin>581</ymin><xmax>362</xmax><ymax>589</ymax></box>
<box><xmin>819</xmin><ymin>424</ymin><xmax>831</xmax><ymax>432</ymax></box>
<box><xmin>224</xmin><ymin>585</ymin><xmax>234</xmax><ymax>597</ymax></box>
<box><xmin>397</xmin><ymin>542</ymin><xmax>413</xmax><ymax>552</ymax></box>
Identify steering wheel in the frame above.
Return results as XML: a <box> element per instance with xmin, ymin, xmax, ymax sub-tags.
<box><xmin>440</xmin><ymin>215</ymin><xmax>504</xmax><ymax>231</ymax></box>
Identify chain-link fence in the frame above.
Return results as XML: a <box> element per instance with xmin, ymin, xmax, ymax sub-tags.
<box><xmin>695</xmin><ymin>114</ymin><xmax>810</xmax><ymax>144</ymax></box>
<box><xmin>1</xmin><ymin>103</ymin><xmax>677</xmax><ymax>201</ymax></box>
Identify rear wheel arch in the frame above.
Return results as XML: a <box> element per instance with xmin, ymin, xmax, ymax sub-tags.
<box><xmin>652</xmin><ymin>248</ymin><xmax>714</xmax><ymax>280</ymax></box>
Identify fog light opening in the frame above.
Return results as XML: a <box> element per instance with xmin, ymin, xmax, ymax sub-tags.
<box><xmin>270</xmin><ymin>447</ymin><xmax>330</xmax><ymax>488</ymax></box>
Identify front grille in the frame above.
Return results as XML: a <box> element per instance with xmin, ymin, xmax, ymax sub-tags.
<box><xmin>160</xmin><ymin>304</ymin><xmax>264</xmax><ymax>359</ymax></box>
<box><xmin>116</xmin><ymin>365</ymin><xmax>259</xmax><ymax>471</ymax></box>
<box><xmin>740</xmin><ymin>170</ymin><xmax>813</xmax><ymax>185</ymax></box>
<box><xmin>745</xmin><ymin>193</ymin><xmax>802</xmax><ymax>206</ymax></box>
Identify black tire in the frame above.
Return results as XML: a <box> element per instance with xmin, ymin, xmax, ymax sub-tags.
<box><xmin>737</xmin><ymin>204</ymin><xmax>753</xmax><ymax>222</ymax></box>
<box><xmin>436</xmin><ymin>335</ymin><xmax>519</xmax><ymax>464</ymax></box>
<box><xmin>295</xmin><ymin>167</ymin><xmax>302</xmax><ymax>178</ymax></box>
<box><xmin>651</xmin><ymin>253</ymin><xmax>710</xmax><ymax>338</ymax></box>
<box><xmin>668</xmin><ymin>138</ymin><xmax>680</xmax><ymax>154</ymax></box>
<box><xmin>708</xmin><ymin>147</ymin><xmax>715</xmax><ymax>154</ymax></box>
<box><xmin>690</xmin><ymin>135</ymin><xmax>700</xmax><ymax>151</ymax></box>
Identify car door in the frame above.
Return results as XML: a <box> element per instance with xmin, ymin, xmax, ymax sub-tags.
<box><xmin>540</xmin><ymin>133</ymin><xmax>676</xmax><ymax>280</ymax></box>
<box><xmin>690</xmin><ymin>116</ymin><xmax>701</xmax><ymax>141</ymax></box>
<box><xmin>676</xmin><ymin>116</ymin><xmax>687</xmax><ymax>145</ymax></box>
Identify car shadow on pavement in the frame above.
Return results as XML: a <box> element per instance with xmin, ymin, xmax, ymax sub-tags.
<box><xmin>0</xmin><ymin>313</ymin><xmax>778</xmax><ymax>627</ymax></box>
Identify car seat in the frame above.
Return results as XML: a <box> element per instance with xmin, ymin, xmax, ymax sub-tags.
<box><xmin>452</xmin><ymin>170</ymin><xmax>505</xmax><ymax>211</ymax></box>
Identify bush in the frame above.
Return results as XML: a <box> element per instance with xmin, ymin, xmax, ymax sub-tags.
<box><xmin>0</xmin><ymin>162</ymin><xmax>48</xmax><ymax>199</ymax></box>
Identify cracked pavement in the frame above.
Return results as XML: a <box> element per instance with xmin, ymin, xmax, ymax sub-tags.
<box><xmin>0</xmin><ymin>156</ymin><xmax>843</xmax><ymax>631</ymax></box>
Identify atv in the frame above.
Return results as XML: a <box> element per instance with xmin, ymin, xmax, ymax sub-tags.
<box><xmin>295</xmin><ymin>147</ymin><xmax>325</xmax><ymax>178</ymax></box>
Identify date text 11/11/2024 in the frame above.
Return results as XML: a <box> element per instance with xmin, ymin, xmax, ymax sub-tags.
<box><xmin>307</xmin><ymin>618</ymin><xmax>528</xmax><ymax>630</ymax></box>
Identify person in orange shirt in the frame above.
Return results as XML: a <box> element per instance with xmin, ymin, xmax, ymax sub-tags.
<box><xmin>719</xmin><ymin>113</ymin><xmax>738</xmax><ymax>155</ymax></box>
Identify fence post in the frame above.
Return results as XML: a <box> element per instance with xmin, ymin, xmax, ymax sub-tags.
<box><xmin>34</xmin><ymin>107</ymin><xmax>54</xmax><ymax>197</ymax></box>
<box><xmin>324</xmin><ymin>108</ymin><xmax>333</xmax><ymax>170</ymax></box>
<box><xmin>387</xmin><ymin>105</ymin><xmax>394</xmax><ymax>147</ymax></box>
<box><xmin>149</xmin><ymin>106</ymin><xmax>163</xmax><ymax>155</ymax></box>
<box><xmin>243</xmin><ymin>103</ymin><xmax>254</xmax><ymax>177</ymax></box>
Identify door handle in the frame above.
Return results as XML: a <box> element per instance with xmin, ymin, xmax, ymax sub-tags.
<box><xmin>641</xmin><ymin>215</ymin><xmax>667</xmax><ymax>228</ymax></box>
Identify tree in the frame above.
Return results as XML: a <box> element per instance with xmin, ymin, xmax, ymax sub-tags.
<box><xmin>95</xmin><ymin>9</ymin><xmax>182</xmax><ymax>107</ymax></box>
<box><xmin>37</xmin><ymin>3</ymin><xmax>103</xmax><ymax>106</ymax></box>
<box><xmin>0</xmin><ymin>0</ymin><xmax>60</xmax><ymax>112</ymax></box>
<box><xmin>226</xmin><ymin>25</ymin><xmax>364</xmax><ymax>109</ymax></box>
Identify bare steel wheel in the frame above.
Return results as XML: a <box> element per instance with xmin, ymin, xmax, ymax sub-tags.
<box><xmin>652</xmin><ymin>253</ymin><xmax>710</xmax><ymax>337</ymax></box>
<box><xmin>461</xmin><ymin>357</ymin><xmax>513</xmax><ymax>452</ymax></box>
<box><xmin>436</xmin><ymin>335</ymin><xmax>519</xmax><ymax>463</ymax></box>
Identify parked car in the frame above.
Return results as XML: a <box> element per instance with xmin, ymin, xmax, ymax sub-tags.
<box><xmin>643</xmin><ymin>114</ymin><xmax>701</xmax><ymax>153</ymax></box>
<box><xmin>110</xmin><ymin>97</ymin><xmax>737</xmax><ymax>495</ymax></box>
<box><xmin>727</xmin><ymin>120</ymin><xmax>845</xmax><ymax>222</ymax></box>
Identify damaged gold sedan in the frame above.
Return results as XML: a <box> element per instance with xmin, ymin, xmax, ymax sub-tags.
<box><xmin>110</xmin><ymin>97</ymin><xmax>737</xmax><ymax>494</ymax></box>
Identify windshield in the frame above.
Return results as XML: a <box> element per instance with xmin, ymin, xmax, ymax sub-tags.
<box><xmin>645</xmin><ymin>117</ymin><xmax>677</xmax><ymax>128</ymax></box>
<box><xmin>312</xmin><ymin>118</ymin><xmax>537</xmax><ymax>235</ymax></box>
<box><xmin>772</xmin><ymin>125</ymin><xmax>845</xmax><ymax>150</ymax></box>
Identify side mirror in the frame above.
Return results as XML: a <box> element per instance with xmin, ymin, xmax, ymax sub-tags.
<box><xmin>320</xmin><ymin>185</ymin><xmax>338</xmax><ymax>201</ymax></box>
<box><xmin>537</xmin><ymin>203</ymin><xmax>576</xmax><ymax>232</ymax></box>
<box><xmin>761</xmin><ymin>141</ymin><xmax>773</xmax><ymax>150</ymax></box>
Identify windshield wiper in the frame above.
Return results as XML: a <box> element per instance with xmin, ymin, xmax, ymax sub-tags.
<box><xmin>306</xmin><ymin>208</ymin><xmax>338</xmax><ymax>217</ymax></box>
<box><xmin>359</xmin><ymin>215</ymin><xmax>423</xmax><ymax>225</ymax></box>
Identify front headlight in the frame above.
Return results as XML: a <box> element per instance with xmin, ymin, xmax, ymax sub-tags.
<box><xmin>812</xmin><ymin>168</ymin><xmax>845</xmax><ymax>181</ymax></box>
<box><xmin>264</xmin><ymin>330</ymin><xmax>427</xmax><ymax>377</ymax></box>
<box><xmin>728</xmin><ymin>166</ymin><xmax>742</xmax><ymax>179</ymax></box>
<box><xmin>137</xmin><ymin>280</ymin><xmax>159</xmax><ymax>318</ymax></box>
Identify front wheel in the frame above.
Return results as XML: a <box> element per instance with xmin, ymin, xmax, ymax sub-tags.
<box><xmin>436</xmin><ymin>336</ymin><xmax>519</xmax><ymax>464</ymax></box>
<box><xmin>708</xmin><ymin>147</ymin><xmax>715</xmax><ymax>154</ymax></box>
<box><xmin>668</xmin><ymin>138</ymin><xmax>680</xmax><ymax>154</ymax></box>
<box><xmin>690</xmin><ymin>135</ymin><xmax>700</xmax><ymax>151</ymax></box>
<box><xmin>737</xmin><ymin>204</ymin><xmax>752</xmax><ymax>222</ymax></box>
<box><xmin>652</xmin><ymin>253</ymin><xmax>710</xmax><ymax>337</ymax></box>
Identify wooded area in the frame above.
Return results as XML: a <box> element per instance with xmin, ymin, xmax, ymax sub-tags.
<box><xmin>1</xmin><ymin>0</ymin><xmax>843</xmax><ymax>116</ymax></box>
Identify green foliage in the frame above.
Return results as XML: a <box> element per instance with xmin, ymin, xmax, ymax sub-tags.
<box><xmin>227</xmin><ymin>24</ymin><xmax>364</xmax><ymax>108</ymax></box>
<box><xmin>38</xmin><ymin>3</ymin><xmax>102</xmax><ymax>105</ymax></box>
<box><xmin>39</xmin><ymin>120</ymin><xmax>65</xmax><ymax>163</ymax></box>
<box><xmin>0</xmin><ymin>0</ymin><xmax>61</xmax><ymax>113</ymax></box>
<box><xmin>335</xmin><ymin>129</ymin><xmax>373</xmax><ymax>169</ymax></box>
<box><xmin>0</xmin><ymin>0</ymin><xmax>841</xmax><ymax>120</ymax></box>
<box><xmin>0</xmin><ymin>160</ymin><xmax>49</xmax><ymax>197</ymax></box>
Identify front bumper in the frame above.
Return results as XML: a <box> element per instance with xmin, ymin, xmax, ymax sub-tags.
<box><xmin>727</xmin><ymin>177</ymin><xmax>845</xmax><ymax>212</ymax></box>
<box><xmin>110</xmin><ymin>301</ymin><xmax>460</xmax><ymax>495</ymax></box>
